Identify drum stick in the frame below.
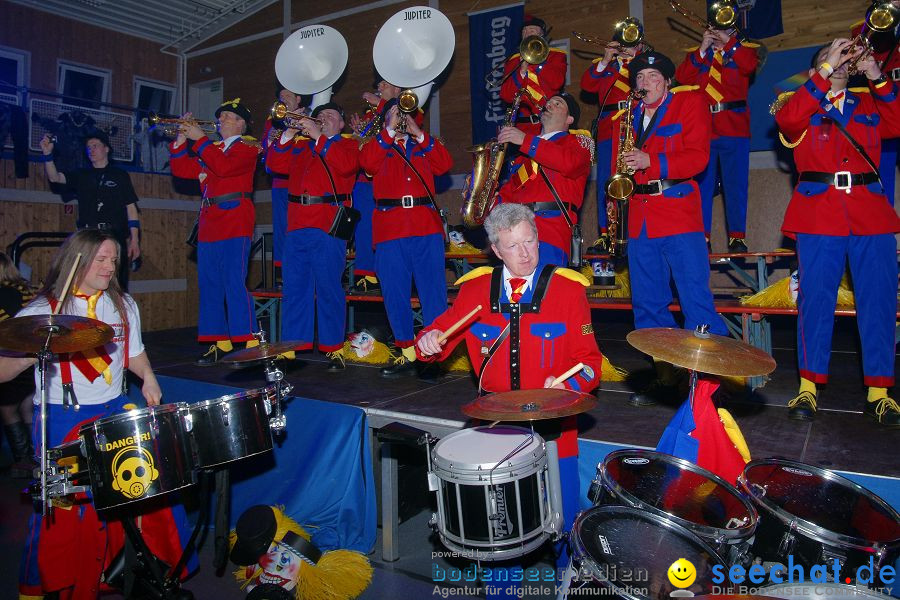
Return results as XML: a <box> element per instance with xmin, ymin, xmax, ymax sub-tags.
<box><xmin>437</xmin><ymin>305</ymin><xmax>482</xmax><ymax>343</ymax></box>
<box><xmin>53</xmin><ymin>253</ymin><xmax>82</xmax><ymax>315</ymax></box>
<box><xmin>550</xmin><ymin>362</ymin><xmax>584</xmax><ymax>388</ymax></box>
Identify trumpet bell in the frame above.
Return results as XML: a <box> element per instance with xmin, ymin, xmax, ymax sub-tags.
<box><xmin>270</xmin><ymin>102</ymin><xmax>288</xmax><ymax>120</ymax></box>
<box><xmin>397</xmin><ymin>89</ymin><xmax>419</xmax><ymax>113</ymax></box>
<box><xmin>615</xmin><ymin>17</ymin><xmax>644</xmax><ymax>46</ymax></box>
<box><xmin>373</xmin><ymin>6</ymin><xmax>455</xmax><ymax>88</ymax></box>
<box><xmin>275</xmin><ymin>24</ymin><xmax>348</xmax><ymax>95</ymax></box>
<box><xmin>708</xmin><ymin>0</ymin><xmax>737</xmax><ymax>29</ymax></box>
<box><xmin>867</xmin><ymin>1</ymin><xmax>900</xmax><ymax>31</ymax></box>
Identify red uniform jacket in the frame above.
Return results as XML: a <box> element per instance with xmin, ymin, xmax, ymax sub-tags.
<box><xmin>581</xmin><ymin>55</ymin><xmax>641</xmax><ymax>142</ymax></box>
<box><xmin>500</xmin><ymin>48</ymin><xmax>568</xmax><ymax>136</ymax></box>
<box><xmin>608</xmin><ymin>88</ymin><xmax>711</xmax><ymax>238</ymax></box>
<box><xmin>266</xmin><ymin>133</ymin><xmax>359</xmax><ymax>233</ymax></box>
<box><xmin>674</xmin><ymin>37</ymin><xmax>758</xmax><ymax>138</ymax></box>
<box><xmin>169</xmin><ymin>136</ymin><xmax>258</xmax><ymax>242</ymax></box>
<box><xmin>775</xmin><ymin>72</ymin><xmax>900</xmax><ymax>236</ymax></box>
<box><xmin>497</xmin><ymin>130</ymin><xmax>593</xmax><ymax>252</ymax></box>
<box><xmin>415</xmin><ymin>265</ymin><xmax>603</xmax><ymax>457</ymax></box>
<box><xmin>359</xmin><ymin>129</ymin><xmax>452</xmax><ymax>245</ymax></box>
<box><xmin>262</xmin><ymin>116</ymin><xmax>290</xmax><ymax>189</ymax></box>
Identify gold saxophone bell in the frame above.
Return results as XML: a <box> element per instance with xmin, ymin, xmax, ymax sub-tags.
<box><xmin>148</xmin><ymin>112</ymin><xmax>217</xmax><ymax>136</ymax></box>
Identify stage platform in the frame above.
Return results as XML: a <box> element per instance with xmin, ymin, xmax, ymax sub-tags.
<box><xmin>0</xmin><ymin>314</ymin><xmax>897</xmax><ymax>599</ymax></box>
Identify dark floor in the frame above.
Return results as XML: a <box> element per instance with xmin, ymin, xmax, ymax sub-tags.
<box><xmin>1</xmin><ymin>313</ymin><xmax>897</xmax><ymax>599</ymax></box>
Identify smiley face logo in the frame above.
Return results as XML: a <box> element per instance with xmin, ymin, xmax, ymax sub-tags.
<box><xmin>667</xmin><ymin>558</ymin><xmax>696</xmax><ymax>589</ymax></box>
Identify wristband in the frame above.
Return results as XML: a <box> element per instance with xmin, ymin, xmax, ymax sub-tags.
<box><xmin>128</xmin><ymin>220</ymin><xmax>141</xmax><ymax>230</ymax></box>
<box><xmin>819</xmin><ymin>62</ymin><xmax>834</xmax><ymax>76</ymax></box>
<box><xmin>37</xmin><ymin>154</ymin><xmax>53</xmax><ymax>163</ymax></box>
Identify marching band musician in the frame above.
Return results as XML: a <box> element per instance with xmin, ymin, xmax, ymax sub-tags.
<box><xmin>359</xmin><ymin>103</ymin><xmax>452</xmax><ymax>378</ymax></box>
<box><xmin>263</xmin><ymin>84</ymin><xmax>305</xmax><ymax>274</ymax></box>
<box><xmin>494</xmin><ymin>92</ymin><xmax>593</xmax><ymax>267</ymax></box>
<box><xmin>169</xmin><ymin>99</ymin><xmax>260</xmax><ymax>366</ymax></box>
<box><xmin>609</xmin><ymin>52</ymin><xmax>728</xmax><ymax>407</ymax></box>
<box><xmin>500</xmin><ymin>15</ymin><xmax>568</xmax><ymax>137</ymax></box>
<box><xmin>675</xmin><ymin>27</ymin><xmax>759</xmax><ymax>252</ymax></box>
<box><xmin>265</xmin><ymin>102</ymin><xmax>359</xmax><ymax>370</ymax></box>
<box><xmin>774</xmin><ymin>39</ymin><xmax>900</xmax><ymax>427</ymax></box>
<box><xmin>581</xmin><ymin>32</ymin><xmax>645</xmax><ymax>253</ymax></box>
<box><xmin>416</xmin><ymin>204</ymin><xmax>603</xmax><ymax>582</ymax></box>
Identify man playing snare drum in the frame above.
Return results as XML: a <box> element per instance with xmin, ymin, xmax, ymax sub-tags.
<box><xmin>0</xmin><ymin>229</ymin><xmax>189</xmax><ymax>599</ymax></box>
<box><xmin>416</xmin><ymin>204</ymin><xmax>603</xmax><ymax>578</ymax></box>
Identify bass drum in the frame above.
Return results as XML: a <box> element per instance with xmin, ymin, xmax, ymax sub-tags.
<box><xmin>739</xmin><ymin>459</ymin><xmax>900</xmax><ymax>580</ymax></box>
<box><xmin>591</xmin><ymin>449</ymin><xmax>758</xmax><ymax>566</ymax></box>
<box><xmin>562</xmin><ymin>505</ymin><xmax>726</xmax><ymax>600</ymax></box>
<box><xmin>80</xmin><ymin>403</ymin><xmax>195</xmax><ymax>511</ymax></box>
<box><xmin>185</xmin><ymin>385</ymin><xmax>275</xmax><ymax>469</ymax></box>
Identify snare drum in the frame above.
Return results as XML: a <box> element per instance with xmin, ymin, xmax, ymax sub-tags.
<box><xmin>429</xmin><ymin>425</ymin><xmax>554</xmax><ymax>561</ymax></box>
<box><xmin>80</xmin><ymin>404</ymin><xmax>195</xmax><ymax>511</ymax></box>
<box><xmin>563</xmin><ymin>505</ymin><xmax>726</xmax><ymax>600</ymax></box>
<box><xmin>591</xmin><ymin>450</ymin><xmax>758</xmax><ymax>566</ymax></box>
<box><xmin>185</xmin><ymin>386</ymin><xmax>275</xmax><ymax>469</ymax></box>
<box><xmin>739</xmin><ymin>459</ymin><xmax>900</xmax><ymax>579</ymax></box>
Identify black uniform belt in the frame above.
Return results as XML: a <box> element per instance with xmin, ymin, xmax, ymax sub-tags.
<box><xmin>890</xmin><ymin>67</ymin><xmax>900</xmax><ymax>81</ymax></box>
<box><xmin>288</xmin><ymin>193</ymin><xmax>351</xmax><ymax>205</ymax></box>
<box><xmin>202</xmin><ymin>192</ymin><xmax>249</xmax><ymax>206</ymax></box>
<box><xmin>798</xmin><ymin>171</ymin><xmax>879</xmax><ymax>190</ymax></box>
<box><xmin>376</xmin><ymin>196</ymin><xmax>432</xmax><ymax>208</ymax></box>
<box><xmin>709</xmin><ymin>100</ymin><xmax>747</xmax><ymax>113</ymax></box>
<box><xmin>600</xmin><ymin>100</ymin><xmax>631</xmax><ymax>114</ymax></box>
<box><xmin>270</xmin><ymin>173</ymin><xmax>289</xmax><ymax>180</ymax></box>
<box><xmin>516</xmin><ymin>114</ymin><xmax>541</xmax><ymax>124</ymax></box>
<box><xmin>633</xmin><ymin>178</ymin><xmax>690</xmax><ymax>196</ymax></box>
<box><xmin>80</xmin><ymin>222</ymin><xmax>125</xmax><ymax>234</ymax></box>
<box><xmin>529</xmin><ymin>201</ymin><xmax>578</xmax><ymax>213</ymax></box>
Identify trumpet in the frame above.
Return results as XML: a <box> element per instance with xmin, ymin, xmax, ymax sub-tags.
<box><xmin>573</xmin><ymin>17</ymin><xmax>649</xmax><ymax>50</ymax></box>
<box><xmin>270</xmin><ymin>101</ymin><xmax>324</xmax><ymax>130</ymax></box>
<box><xmin>395</xmin><ymin>89</ymin><xmax>419</xmax><ymax>134</ymax></box>
<box><xmin>669</xmin><ymin>0</ymin><xmax>738</xmax><ymax>31</ymax></box>
<box><xmin>149</xmin><ymin>113</ymin><xmax>217</xmax><ymax>136</ymax></box>
<box><xmin>485</xmin><ymin>35</ymin><xmax>551</xmax><ymax>88</ymax></box>
<box><xmin>846</xmin><ymin>1</ymin><xmax>900</xmax><ymax>74</ymax></box>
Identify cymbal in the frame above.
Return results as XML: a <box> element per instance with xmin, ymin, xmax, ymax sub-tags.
<box><xmin>626</xmin><ymin>327</ymin><xmax>776</xmax><ymax>377</ymax></box>
<box><xmin>0</xmin><ymin>314</ymin><xmax>114</xmax><ymax>354</ymax></box>
<box><xmin>221</xmin><ymin>341</ymin><xmax>302</xmax><ymax>363</ymax></box>
<box><xmin>462</xmin><ymin>388</ymin><xmax>597</xmax><ymax>421</ymax></box>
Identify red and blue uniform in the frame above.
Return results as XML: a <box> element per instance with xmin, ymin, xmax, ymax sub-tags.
<box><xmin>581</xmin><ymin>52</ymin><xmax>643</xmax><ymax>235</ymax></box>
<box><xmin>266</xmin><ymin>132</ymin><xmax>359</xmax><ymax>352</ymax></box>
<box><xmin>263</xmin><ymin>116</ymin><xmax>291</xmax><ymax>267</ymax></box>
<box><xmin>500</xmin><ymin>47</ymin><xmax>568</xmax><ymax>136</ymax></box>
<box><xmin>497</xmin><ymin>130</ymin><xmax>593</xmax><ymax>266</ymax></box>
<box><xmin>169</xmin><ymin>135</ymin><xmax>258</xmax><ymax>343</ymax></box>
<box><xmin>415</xmin><ymin>264</ymin><xmax>603</xmax><ymax>569</ymax></box>
<box><xmin>359</xmin><ymin>127</ymin><xmax>452</xmax><ymax>348</ymax></box>
<box><xmin>774</xmin><ymin>71</ymin><xmax>900</xmax><ymax>387</ymax></box>
<box><xmin>675</xmin><ymin>37</ymin><xmax>759</xmax><ymax>240</ymax></box>
<box><xmin>609</xmin><ymin>87</ymin><xmax>727</xmax><ymax>335</ymax></box>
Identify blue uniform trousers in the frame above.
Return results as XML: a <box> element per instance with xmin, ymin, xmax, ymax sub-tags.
<box><xmin>282</xmin><ymin>228</ymin><xmax>347</xmax><ymax>352</ymax></box>
<box><xmin>352</xmin><ymin>180</ymin><xmax>376</xmax><ymax>276</ymax></box>
<box><xmin>374</xmin><ymin>233</ymin><xmax>447</xmax><ymax>345</ymax></box>
<box><xmin>697</xmin><ymin>136</ymin><xmax>750</xmax><ymax>237</ymax></box>
<box><xmin>880</xmin><ymin>138</ymin><xmax>898</xmax><ymax>207</ymax></box>
<box><xmin>628</xmin><ymin>227</ymin><xmax>728</xmax><ymax>335</ymax></box>
<box><xmin>796</xmin><ymin>233</ymin><xmax>897</xmax><ymax>387</ymax></box>
<box><xmin>197</xmin><ymin>236</ymin><xmax>255</xmax><ymax>342</ymax></box>
<box><xmin>271</xmin><ymin>187</ymin><xmax>289</xmax><ymax>266</ymax></box>
<box><xmin>595</xmin><ymin>138</ymin><xmax>613</xmax><ymax>234</ymax></box>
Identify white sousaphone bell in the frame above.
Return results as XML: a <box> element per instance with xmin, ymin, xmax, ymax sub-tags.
<box><xmin>373</xmin><ymin>6</ymin><xmax>455</xmax><ymax>123</ymax></box>
<box><xmin>275</xmin><ymin>24</ymin><xmax>348</xmax><ymax>109</ymax></box>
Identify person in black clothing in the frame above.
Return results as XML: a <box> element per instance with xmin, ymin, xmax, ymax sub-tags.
<box><xmin>39</xmin><ymin>132</ymin><xmax>141</xmax><ymax>289</ymax></box>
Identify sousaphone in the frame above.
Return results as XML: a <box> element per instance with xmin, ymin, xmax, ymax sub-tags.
<box><xmin>275</xmin><ymin>24</ymin><xmax>348</xmax><ymax>106</ymax></box>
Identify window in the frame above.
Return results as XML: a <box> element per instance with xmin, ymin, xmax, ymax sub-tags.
<box><xmin>0</xmin><ymin>46</ymin><xmax>29</xmax><ymax>102</ymax></box>
<box><xmin>134</xmin><ymin>77</ymin><xmax>176</xmax><ymax>119</ymax></box>
<box><xmin>58</xmin><ymin>61</ymin><xmax>111</xmax><ymax>108</ymax></box>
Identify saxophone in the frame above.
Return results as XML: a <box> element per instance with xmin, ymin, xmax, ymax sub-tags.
<box><xmin>606</xmin><ymin>88</ymin><xmax>645</xmax><ymax>257</ymax></box>
<box><xmin>460</xmin><ymin>87</ymin><xmax>527</xmax><ymax>228</ymax></box>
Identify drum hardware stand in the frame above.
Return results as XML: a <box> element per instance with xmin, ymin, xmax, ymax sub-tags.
<box><xmin>114</xmin><ymin>517</ymin><xmax>195</xmax><ymax>600</ymax></box>
<box><xmin>37</xmin><ymin>325</ymin><xmax>58</xmax><ymax>517</ymax></box>
<box><xmin>252</xmin><ymin>329</ymin><xmax>291</xmax><ymax>433</ymax></box>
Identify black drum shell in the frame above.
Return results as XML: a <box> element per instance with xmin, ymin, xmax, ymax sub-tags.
<box><xmin>80</xmin><ymin>404</ymin><xmax>195</xmax><ymax>511</ymax></box>
<box><xmin>186</xmin><ymin>388</ymin><xmax>274</xmax><ymax>469</ymax></box>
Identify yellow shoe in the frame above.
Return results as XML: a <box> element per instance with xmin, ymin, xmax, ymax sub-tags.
<box><xmin>787</xmin><ymin>391</ymin><xmax>816</xmax><ymax>421</ymax></box>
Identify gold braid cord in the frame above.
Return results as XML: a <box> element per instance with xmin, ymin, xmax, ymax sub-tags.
<box><xmin>769</xmin><ymin>92</ymin><xmax>806</xmax><ymax>148</ymax></box>
<box><xmin>778</xmin><ymin>130</ymin><xmax>806</xmax><ymax>149</ymax></box>
<box><xmin>576</xmin><ymin>133</ymin><xmax>596</xmax><ymax>164</ymax></box>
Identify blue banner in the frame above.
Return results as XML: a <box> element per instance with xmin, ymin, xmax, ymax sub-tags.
<box><xmin>708</xmin><ymin>0</ymin><xmax>783</xmax><ymax>39</ymax></box>
<box><xmin>468</xmin><ymin>3</ymin><xmax>523</xmax><ymax>145</ymax></box>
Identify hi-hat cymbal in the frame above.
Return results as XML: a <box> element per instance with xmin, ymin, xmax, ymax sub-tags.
<box><xmin>0</xmin><ymin>314</ymin><xmax>114</xmax><ymax>354</ymax></box>
<box><xmin>626</xmin><ymin>327</ymin><xmax>776</xmax><ymax>377</ymax></box>
<box><xmin>221</xmin><ymin>341</ymin><xmax>302</xmax><ymax>363</ymax></box>
<box><xmin>462</xmin><ymin>388</ymin><xmax>597</xmax><ymax>421</ymax></box>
